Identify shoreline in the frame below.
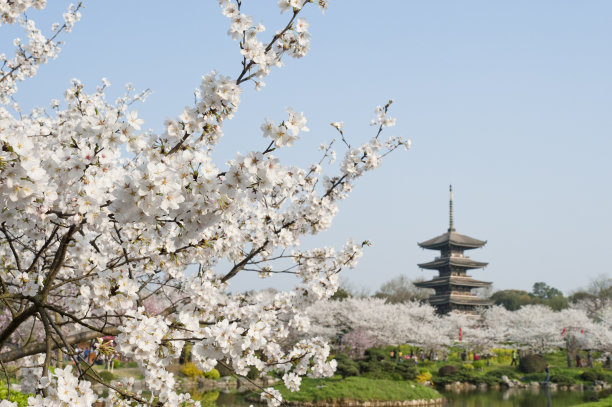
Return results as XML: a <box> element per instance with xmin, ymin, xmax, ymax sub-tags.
<box><xmin>281</xmin><ymin>398</ymin><xmax>446</xmax><ymax>407</ymax></box>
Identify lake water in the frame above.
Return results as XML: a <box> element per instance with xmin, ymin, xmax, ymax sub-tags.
<box><xmin>192</xmin><ymin>390</ymin><xmax>252</xmax><ymax>406</ymax></box>
<box><xmin>442</xmin><ymin>388</ymin><xmax>593</xmax><ymax>407</ymax></box>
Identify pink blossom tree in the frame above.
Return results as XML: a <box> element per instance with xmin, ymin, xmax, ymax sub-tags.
<box><xmin>340</xmin><ymin>327</ymin><xmax>378</xmax><ymax>359</ymax></box>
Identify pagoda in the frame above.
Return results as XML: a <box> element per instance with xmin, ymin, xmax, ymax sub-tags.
<box><xmin>414</xmin><ymin>186</ymin><xmax>493</xmax><ymax>314</ymax></box>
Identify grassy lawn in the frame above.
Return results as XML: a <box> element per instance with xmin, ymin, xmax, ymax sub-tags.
<box><xmin>275</xmin><ymin>376</ymin><xmax>441</xmax><ymax>402</ymax></box>
<box><xmin>571</xmin><ymin>395</ymin><xmax>612</xmax><ymax>407</ymax></box>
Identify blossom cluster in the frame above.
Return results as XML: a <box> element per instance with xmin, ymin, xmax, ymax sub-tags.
<box><xmin>0</xmin><ymin>2</ymin><xmax>81</xmax><ymax>103</ymax></box>
<box><xmin>219</xmin><ymin>0</ymin><xmax>327</xmax><ymax>89</ymax></box>
<box><xmin>25</xmin><ymin>366</ymin><xmax>97</xmax><ymax>407</ymax></box>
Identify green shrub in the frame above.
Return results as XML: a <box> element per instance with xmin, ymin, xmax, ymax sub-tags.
<box><xmin>357</xmin><ymin>353</ymin><xmax>417</xmax><ymax>381</ymax></box>
<box><xmin>433</xmin><ymin>371</ymin><xmax>473</xmax><ymax>386</ymax></box>
<box><xmin>246</xmin><ymin>366</ymin><xmax>260</xmax><ymax>380</ymax></box>
<box><xmin>203</xmin><ymin>368</ymin><xmax>220</xmax><ymax>380</ymax></box>
<box><xmin>0</xmin><ymin>386</ymin><xmax>30</xmax><ymax>407</ymax></box>
<box><xmin>459</xmin><ymin>363</ymin><xmax>474</xmax><ymax>372</ymax></box>
<box><xmin>493</xmin><ymin>348</ymin><xmax>512</xmax><ymax>365</ymax></box>
<box><xmin>112</xmin><ymin>360</ymin><xmax>124</xmax><ymax>369</ymax></box>
<box><xmin>335</xmin><ymin>353</ymin><xmax>360</xmax><ymax>378</ymax></box>
<box><xmin>360</xmin><ymin>364</ymin><xmax>395</xmax><ymax>380</ymax></box>
<box><xmin>98</xmin><ymin>370</ymin><xmax>117</xmax><ymax>383</ymax></box>
<box><xmin>179</xmin><ymin>364</ymin><xmax>218</xmax><ymax>380</ymax></box>
<box><xmin>416</xmin><ymin>370</ymin><xmax>432</xmax><ymax>384</ymax></box>
<box><xmin>477</xmin><ymin>375</ymin><xmax>502</xmax><ymax>386</ymax></box>
<box><xmin>436</xmin><ymin>369</ymin><xmax>499</xmax><ymax>385</ymax></box>
<box><xmin>551</xmin><ymin>373</ymin><xmax>576</xmax><ymax>386</ymax></box>
<box><xmin>434</xmin><ymin>369</ymin><xmax>501</xmax><ymax>385</ymax></box>
<box><xmin>585</xmin><ymin>369</ymin><xmax>612</xmax><ymax>383</ymax></box>
<box><xmin>358</xmin><ymin>359</ymin><xmax>379</xmax><ymax>374</ymax></box>
<box><xmin>521</xmin><ymin>372</ymin><xmax>544</xmax><ymax>382</ymax></box>
<box><xmin>394</xmin><ymin>363</ymin><xmax>417</xmax><ymax>380</ymax></box>
<box><xmin>127</xmin><ymin>361</ymin><xmax>139</xmax><ymax>368</ymax></box>
<box><xmin>438</xmin><ymin>365</ymin><xmax>458</xmax><ymax>376</ymax></box>
<box><xmin>438</xmin><ymin>371</ymin><xmax>500</xmax><ymax>386</ymax></box>
<box><xmin>380</xmin><ymin>359</ymin><xmax>396</xmax><ymax>372</ymax></box>
<box><xmin>338</xmin><ymin>363</ymin><xmax>360</xmax><ymax>378</ymax></box>
<box><xmin>361</xmin><ymin>360</ymin><xmax>417</xmax><ymax>380</ymax></box>
<box><xmin>598</xmin><ymin>371</ymin><xmax>612</xmax><ymax>383</ymax></box>
<box><xmin>519</xmin><ymin>355</ymin><xmax>546</xmax><ymax>373</ymax></box>
<box><xmin>181</xmin><ymin>362</ymin><xmax>203</xmax><ymax>379</ymax></box>
<box><xmin>487</xmin><ymin>368</ymin><xmax>519</xmax><ymax>380</ymax></box>
<box><xmin>423</xmin><ymin>374</ymin><xmax>455</xmax><ymax>386</ymax></box>
<box><xmin>472</xmin><ymin>360</ymin><xmax>485</xmax><ymax>370</ymax></box>
<box><xmin>577</xmin><ymin>369</ymin><xmax>612</xmax><ymax>383</ymax></box>
<box><xmin>364</xmin><ymin>347</ymin><xmax>387</xmax><ymax>362</ymax></box>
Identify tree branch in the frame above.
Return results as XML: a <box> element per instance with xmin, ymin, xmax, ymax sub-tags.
<box><xmin>221</xmin><ymin>241</ymin><xmax>268</xmax><ymax>283</ymax></box>
<box><xmin>0</xmin><ymin>327</ymin><xmax>119</xmax><ymax>363</ymax></box>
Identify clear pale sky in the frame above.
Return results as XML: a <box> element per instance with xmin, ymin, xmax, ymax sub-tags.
<box><xmin>4</xmin><ymin>1</ymin><xmax>612</xmax><ymax>295</ymax></box>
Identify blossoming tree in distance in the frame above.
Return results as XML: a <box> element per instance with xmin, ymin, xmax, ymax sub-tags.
<box><xmin>0</xmin><ymin>1</ymin><xmax>409</xmax><ymax>406</ymax></box>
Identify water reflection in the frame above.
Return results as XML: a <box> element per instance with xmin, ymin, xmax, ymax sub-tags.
<box><xmin>191</xmin><ymin>390</ymin><xmax>253</xmax><ymax>407</ymax></box>
<box><xmin>442</xmin><ymin>387</ymin><xmax>590</xmax><ymax>407</ymax></box>
<box><xmin>190</xmin><ymin>390</ymin><xmax>219</xmax><ymax>406</ymax></box>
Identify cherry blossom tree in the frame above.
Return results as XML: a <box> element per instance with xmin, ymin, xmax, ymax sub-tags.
<box><xmin>501</xmin><ymin>305</ymin><xmax>601</xmax><ymax>356</ymax></box>
<box><xmin>0</xmin><ymin>1</ymin><xmax>410</xmax><ymax>406</ymax></box>
<box><xmin>556</xmin><ymin>307</ymin><xmax>610</xmax><ymax>366</ymax></box>
<box><xmin>307</xmin><ymin>298</ymin><xmax>450</xmax><ymax>351</ymax></box>
<box><xmin>591</xmin><ymin>306</ymin><xmax>612</xmax><ymax>352</ymax></box>
<box><xmin>339</xmin><ymin>327</ymin><xmax>377</xmax><ymax>359</ymax></box>
<box><xmin>454</xmin><ymin>308</ymin><xmax>507</xmax><ymax>363</ymax></box>
<box><xmin>503</xmin><ymin>305</ymin><xmax>563</xmax><ymax>353</ymax></box>
<box><xmin>307</xmin><ymin>297</ymin><xmax>612</xmax><ymax>366</ymax></box>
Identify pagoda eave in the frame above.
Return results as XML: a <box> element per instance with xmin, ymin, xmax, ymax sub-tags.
<box><xmin>427</xmin><ymin>294</ymin><xmax>494</xmax><ymax>307</ymax></box>
<box><xmin>418</xmin><ymin>231</ymin><xmax>487</xmax><ymax>251</ymax></box>
<box><xmin>418</xmin><ymin>258</ymin><xmax>488</xmax><ymax>270</ymax></box>
<box><xmin>414</xmin><ymin>277</ymin><xmax>492</xmax><ymax>289</ymax></box>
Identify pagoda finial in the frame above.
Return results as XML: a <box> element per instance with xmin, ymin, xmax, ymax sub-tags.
<box><xmin>449</xmin><ymin>185</ymin><xmax>455</xmax><ymax>232</ymax></box>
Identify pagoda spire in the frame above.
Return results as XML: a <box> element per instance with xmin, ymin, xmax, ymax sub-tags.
<box><xmin>449</xmin><ymin>185</ymin><xmax>455</xmax><ymax>232</ymax></box>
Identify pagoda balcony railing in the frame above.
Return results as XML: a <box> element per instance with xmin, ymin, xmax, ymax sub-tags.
<box><xmin>451</xmin><ymin>291</ymin><xmax>476</xmax><ymax>297</ymax></box>
<box><xmin>435</xmin><ymin>254</ymin><xmax>468</xmax><ymax>260</ymax></box>
<box><xmin>431</xmin><ymin>292</ymin><xmax>478</xmax><ymax>298</ymax></box>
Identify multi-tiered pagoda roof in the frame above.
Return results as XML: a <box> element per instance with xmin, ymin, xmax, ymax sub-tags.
<box><xmin>414</xmin><ymin>186</ymin><xmax>493</xmax><ymax>314</ymax></box>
